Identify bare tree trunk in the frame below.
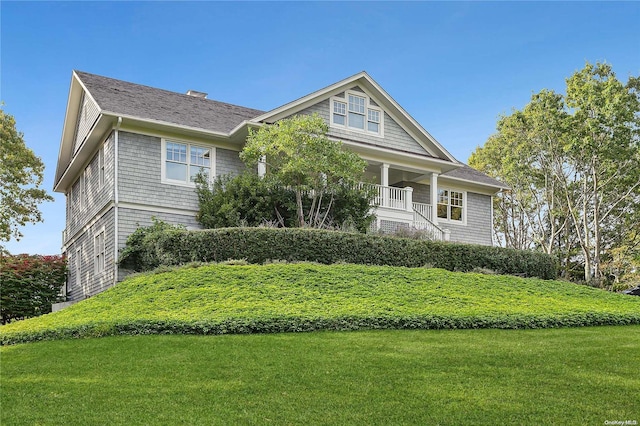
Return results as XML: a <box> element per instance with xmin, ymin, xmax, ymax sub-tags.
<box><xmin>592</xmin><ymin>165</ymin><xmax>602</xmax><ymax>286</ymax></box>
<box><xmin>295</xmin><ymin>190</ymin><xmax>305</xmax><ymax>227</ymax></box>
<box><xmin>582</xmin><ymin>178</ymin><xmax>592</xmax><ymax>283</ymax></box>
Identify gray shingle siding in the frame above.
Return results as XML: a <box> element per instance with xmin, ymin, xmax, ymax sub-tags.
<box><xmin>117</xmin><ymin>132</ymin><xmax>245</xmax><ymax>210</ymax></box>
<box><xmin>66</xmin><ymin>208</ymin><xmax>116</xmax><ymax>301</ymax></box>
<box><xmin>442</xmin><ymin>192</ymin><xmax>493</xmax><ymax>246</ymax></box>
<box><xmin>395</xmin><ymin>181</ymin><xmax>430</xmax><ymax>204</ymax></box>
<box><xmin>296</xmin><ymin>98</ymin><xmax>431</xmax><ymax>156</ymax></box>
<box><xmin>385</xmin><ymin>182</ymin><xmax>493</xmax><ymax>245</ymax></box>
<box><xmin>66</xmin><ymin>132</ymin><xmax>114</xmax><ymax>241</ymax></box>
<box><xmin>73</xmin><ymin>92</ymin><xmax>100</xmax><ymax>154</ymax></box>
<box><xmin>216</xmin><ymin>148</ymin><xmax>246</xmax><ymax>177</ymax></box>
<box><xmin>118</xmin><ymin>132</ymin><xmax>199</xmax><ymax>211</ymax></box>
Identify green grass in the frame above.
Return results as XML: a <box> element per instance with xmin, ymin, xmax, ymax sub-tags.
<box><xmin>2</xmin><ymin>263</ymin><xmax>639</xmax><ymax>344</ymax></box>
<box><xmin>2</xmin><ymin>327</ymin><xmax>639</xmax><ymax>425</ymax></box>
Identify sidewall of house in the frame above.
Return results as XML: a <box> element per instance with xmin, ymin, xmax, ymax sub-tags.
<box><xmin>64</xmin><ymin>132</ymin><xmax>116</xmax><ymax>300</ymax></box>
<box><xmin>389</xmin><ymin>181</ymin><xmax>493</xmax><ymax>246</ymax></box>
<box><xmin>66</xmin><ymin>208</ymin><xmax>116</xmax><ymax>300</ymax></box>
<box><xmin>115</xmin><ymin>131</ymin><xmax>246</xmax><ymax>281</ymax></box>
<box><xmin>441</xmin><ymin>192</ymin><xmax>493</xmax><ymax>246</ymax></box>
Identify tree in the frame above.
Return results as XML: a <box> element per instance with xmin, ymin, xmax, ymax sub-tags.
<box><xmin>560</xmin><ymin>63</ymin><xmax>640</xmax><ymax>285</ymax></box>
<box><xmin>0</xmin><ymin>108</ymin><xmax>54</xmax><ymax>245</ymax></box>
<box><xmin>470</xmin><ymin>62</ymin><xmax>640</xmax><ymax>285</ymax></box>
<box><xmin>469</xmin><ymin>90</ymin><xmax>570</xmax><ymax>256</ymax></box>
<box><xmin>0</xmin><ymin>254</ymin><xmax>67</xmax><ymax>324</ymax></box>
<box><xmin>240</xmin><ymin>114</ymin><xmax>372</xmax><ymax>228</ymax></box>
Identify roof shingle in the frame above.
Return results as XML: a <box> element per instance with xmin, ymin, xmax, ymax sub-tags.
<box><xmin>75</xmin><ymin>71</ymin><xmax>265</xmax><ymax>133</ymax></box>
<box><xmin>442</xmin><ymin>164</ymin><xmax>510</xmax><ymax>189</ymax></box>
<box><xmin>74</xmin><ymin>71</ymin><xmax>507</xmax><ymax>190</ymax></box>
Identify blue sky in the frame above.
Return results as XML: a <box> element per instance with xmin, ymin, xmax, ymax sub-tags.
<box><xmin>2</xmin><ymin>1</ymin><xmax>639</xmax><ymax>255</ymax></box>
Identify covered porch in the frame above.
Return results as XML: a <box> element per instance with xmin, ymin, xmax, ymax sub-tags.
<box><xmin>362</xmin><ymin>162</ymin><xmax>450</xmax><ymax>241</ymax></box>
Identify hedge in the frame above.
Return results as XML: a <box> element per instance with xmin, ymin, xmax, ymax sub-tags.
<box><xmin>120</xmin><ymin>227</ymin><xmax>557</xmax><ymax>279</ymax></box>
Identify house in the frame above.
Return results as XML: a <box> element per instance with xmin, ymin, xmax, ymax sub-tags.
<box><xmin>54</xmin><ymin>70</ymin><xmax>508</xmax><ymax>302</ymax></box>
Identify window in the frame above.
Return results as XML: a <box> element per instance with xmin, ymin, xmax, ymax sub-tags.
<box><xmin>348</xmin><ymin>94</ymin><xmax>365</xmax><ymax>129</ymax></box>
<box><xmin>66</xmin><ymin>190</ymin><xmax>71</xmax><ymax>222</ymax></box>
<box><xmin>71</xmin><ymin>180</ymin><xmax>80</xmax><ymax>225</ymax></box>
<box><xmin>368</xmin><ymin>109</ymin><xmax>380</xmax><ymax>133</ymax></box>
<box><xmin>331</xmin><ymin>91</ymin><xmax>383</xmax><ymax>136</ymax></box>
<box><xmin>99</xmin><ymin>146</ymin><xmax>105</xmax><ymax>187</ymax></box>
<box><xmin>94</xmin><ymin>229</ymin><xmax>105</xmax><ymax>274</ymax></box>
<box><xmin>333</xmin><ymin>101</ymin><xmax>346</xmax><ymax>125</ymax></box>
<box><xmin>437</xmin><ymin>189</ymin><xmax>464</xmax><ymax>222</ymax></box>
<box><xmin>162</xmin><ymin>140</ymin><xmax>212</xmax><ymax>185</ymax></box>
<box><xmin>75</xmin><ymin>247</ymin><xmax>83</xmax><ymax>295</ymax></box>
<box><xmin>82</xmin><ymin>169</ymin><xmax>88</xmax><ymax>210</ymax></box>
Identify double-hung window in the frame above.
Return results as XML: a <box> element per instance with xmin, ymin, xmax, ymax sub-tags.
<box><xmin>163</xmin><ymin>140</ymin><xmax>212</xmax><ymax>185</ymax></box>
<box><xmin>333</xmin><ymin>101</ymin><xmax>346</xmax><ymax>125</ymax></box>
<box><xmin>367</xmin><ymin>109</ymin><xmax>380</xmax><ymax>133</ymax></box>
<box><xmin>94</xmin><ymin>229</ymin><xmax>105</xmax><ymax>274</ymax></box>
<box><xmin>99</xmin><ymin>146</ymin><xmax>105</xmax><ymax>187</ymax></box>
<box><xmin>82</xmin><ymin>168</ymin><xmax>88</xmax><ymax>211</ymax></box>
<box><xmin>437</xmin><ymin>189</ymin><xmax>465</xmax><ymax>222</ymax></box>
<box><xmin>331</xmin><ymin>91</ymin><xmax>383</xmax><ymax>136</ymax></box>
<box><xmin>348</xmin><ymin>94</ymin><xmax>366</xmax><ymax>129</ymax></box>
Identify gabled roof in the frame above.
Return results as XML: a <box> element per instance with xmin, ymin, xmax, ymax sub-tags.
<box><xmin>75</xmin><ymin>71</ymin><xmax>265</xmax><ymax>133</ymax></box>
<box><xmin>55</xmin><ymin>70</ymin><xmax>507</xmax><ymax>194</ymax></box>
<box><xmin>253</xmin><ymin>71</ymin><xmax>459</xmax><ymax>163</ymax></box>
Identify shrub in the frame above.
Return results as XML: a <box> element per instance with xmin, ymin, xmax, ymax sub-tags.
<box><xmin>195</xmin><ymin>173</ymin><xmax>296</xmax><ymax>228</ymax></box>
<box><xmin>121</xmin><ymin>226</ymin><xmax>558</xmax><ymax>279</ymax></box>
<box><xmin>0</xmin><ymin>254</ymin><xmax>67</xmax><ymax>324</ymax></box>
<box><xmin>118</xmin><ymin>218</ymin><xmax>185</xmax><ymax>272</ymax></box>
<box><xmin>195</xmin><ymin>172</ymin><xmax>376</xmax><ymax>232</ymax></box>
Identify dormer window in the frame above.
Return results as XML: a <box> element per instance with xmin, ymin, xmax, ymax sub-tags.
<box><xmin>330</xmin><ymin>90</ymin><xmax>383</xmax><ymax>136</ymax></box>
<box><xmin>348</xmin><ymin>94</ymin><xmax>365</xmax><ymax>129</ymax></box>
<box><xmin>333</xmin><ymin>101</ymin><xmax>346</xmax><ymax>125</ymax></box>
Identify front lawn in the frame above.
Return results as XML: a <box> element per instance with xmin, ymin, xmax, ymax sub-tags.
<box><xmin>1</xmin><ymin>327</ymin><xmax>638</xmax><ymax>425</ymax></box>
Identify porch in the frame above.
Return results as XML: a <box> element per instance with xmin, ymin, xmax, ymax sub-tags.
<box><xmin>357</xmin><ymin>161</ymin><xmax>448</xmax><ymax>240</ymax></box>
<box><xmin>365</xmin><ymin>183</ymin><xmax>449</xmax><ymax>241</ymax></box>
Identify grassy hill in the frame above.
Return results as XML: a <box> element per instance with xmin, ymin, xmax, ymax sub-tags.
<box><xmin>2</xmin><ymin>263</ymin><xmax>640</xmax><ymax>424</ymax></box>
<box><xmin>2</xmin><ymin>262</ymin><xmax>639</xmax><ymax>345</ymax></box>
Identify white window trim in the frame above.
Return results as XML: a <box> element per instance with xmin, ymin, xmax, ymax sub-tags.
<box><xmin>161</xmin><ymin>139</ymin><xmax>216</xmax><ymax>187</ymax></box>
<box><xmin>75</xmin><ymin>246</ymin><xmax>85</xmax><ymax>297</ymax></box>
<box><xmin>94</xmin><ymin>226</ymin><xmax>106</xmax><ymax>276</ymax></box>
<box><xmin>329</xmin><ymin>90</ymin><xmax>384</xmax><ymax>138</ymax></box>
<box><xmin>436</xmin><ymin>188</ymin><xmax>467</xmax><ymax>226</ymax></box>
<box><xmin>81</xmin><ymin>170</ymin><xmax>88</xmax><ymax>211</ymax></box>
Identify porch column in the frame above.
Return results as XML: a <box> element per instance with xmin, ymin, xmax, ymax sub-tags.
<box><xmin>430</xmin><ymin>172</ymin><xmax>439</xmax><ymax>224</ymax></box>
<box><xmin>380</xmin><ymin>163</ymin><xmax>389</xmax><ymax>207</ymax></box>
<box><xmin>404</xmin><ymin>187</ymin><xmax>413</xmax><ymax>212</ymax></box>
<box><xmin>258</xmin><ymin>155</ymin><xmax>266</xmax><ymax>178</ymax></box>
<box><xmin>380</xmin><ymin>163</ymin><xmax>389</xmax><ymax>186</ymax></box>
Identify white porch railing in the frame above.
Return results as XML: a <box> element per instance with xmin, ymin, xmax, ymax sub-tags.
<box><xmin>374</xmin><ymin>185</ymin><xmax>408</xmax><ymax>210</ymax></box>
<box><xmin>412</xmin><ymin>205</ymin><xmax>445</xmax><ymax>241</ymax></box>
<box><xmin>412</xmin><ymin>201</ymin><xmax>432</xmax><ymax>222</ymax></box>
<box><xmin>362</xmin><ymin>183</ymin><xmax>447</xmax><ymax>241</ymax></box>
